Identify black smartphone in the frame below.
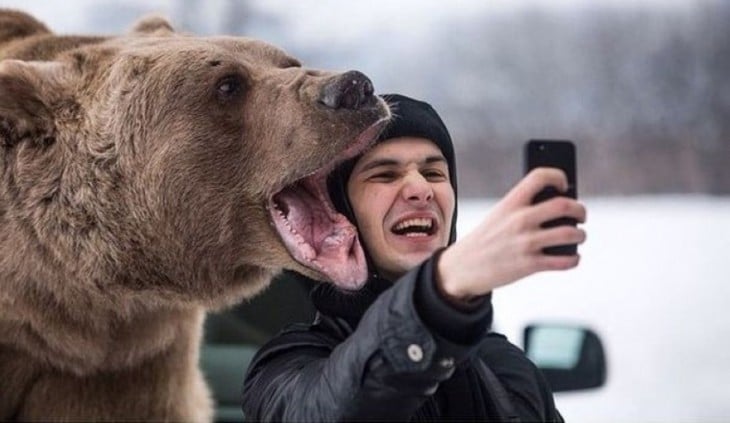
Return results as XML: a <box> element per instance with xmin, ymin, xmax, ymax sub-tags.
<box><xmin>524</xmin><ymin>140</ymin><xmax>577</xmax><ymax>256</ymax></box>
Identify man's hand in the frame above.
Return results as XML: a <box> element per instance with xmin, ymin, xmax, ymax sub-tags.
<box><xmin>437</xmin><ymin>168</ymin><xmax>587</xmax><ymax>301</ymax></box>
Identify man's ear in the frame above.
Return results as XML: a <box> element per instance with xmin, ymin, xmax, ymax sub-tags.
<box><xmin>0</xmin><ymin>60</ymin><xmax>58</xmax><ymax>148</ymax></box>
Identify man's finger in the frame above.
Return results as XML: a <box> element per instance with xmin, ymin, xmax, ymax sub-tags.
<box><xmin>503</xmin><ymin>168</ymin><xmax>569</xmax><ymax>208</ymax></box>
<box><xmin>530</xmin><ymin>226</ymin><xmax>587</xmax><ymax>253</ymax></box>
<box><xmin>524</xmin><ymin>197</ymin><xmax>587</xmax><ymax>228</ymax></box>
<box><xmin>534</xmin><ymin>251</ymin><xmax>581</xmax><ymax>271</ymax></box>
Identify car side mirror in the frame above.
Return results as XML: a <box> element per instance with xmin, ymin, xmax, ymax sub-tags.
<box><xmin>523</xmin><ymin>324</ymin><xmax>607</xmax><ymax>392</ymax></box>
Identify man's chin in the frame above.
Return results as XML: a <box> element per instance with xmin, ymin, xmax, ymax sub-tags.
<box><xmin>393</xmin><ymin>239</ymin><xmax>445</xmax><ymax>258</ymax></box>
<box><xmin>379</xmin><ymin>252</ymin><xmax>436</xmax><ymax>280</ymax></box>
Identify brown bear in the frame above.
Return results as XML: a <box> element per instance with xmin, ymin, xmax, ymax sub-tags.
<box><xmin>0</xmin><ymin>9</ymin><xmax>389</xmax><ymax>421</ymax></box>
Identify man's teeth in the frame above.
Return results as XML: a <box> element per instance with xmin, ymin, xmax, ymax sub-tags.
<box><xmin>393</xmin><ymin>218</ymin><xmax>433</xmax><ymax>234</ymax></box>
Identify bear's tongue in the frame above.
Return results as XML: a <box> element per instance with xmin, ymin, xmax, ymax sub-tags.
<box><xmin>270</xmin><ymin>175</ymin><xmax>367</xmax><ymax>289</ymax></box>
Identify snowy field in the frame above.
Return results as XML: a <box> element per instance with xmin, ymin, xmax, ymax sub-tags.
<box><xmin>457</xmin><ymin>195</ymin><xmax>730</xmax><ymax>422</ymax></box>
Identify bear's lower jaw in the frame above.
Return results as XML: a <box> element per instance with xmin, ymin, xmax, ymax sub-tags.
<box><xmin>269</xmin><ymin>173</ymin><xmax>367</xmax><ymax>289</ymax></box>
<box><xmin>268</xmin><ymin>118</ymin><xmax>389</xmax><ymax>288</ymax></box>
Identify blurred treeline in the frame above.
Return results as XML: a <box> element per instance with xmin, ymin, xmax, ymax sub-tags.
<box><xmin>85</xmin><ymin>0</ymin><xmax>730</xmax><ymax>196</ymax></box>
<box><xmin>438</xmin><ymin>2</ymin><xmax>730</xmax><ymax>197</ymax></box>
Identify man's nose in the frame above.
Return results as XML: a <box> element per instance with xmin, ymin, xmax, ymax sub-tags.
<box><xmin>402</xmin><ymin>173</ymin><xmax>433</xmax><ymax>204</ymax></box>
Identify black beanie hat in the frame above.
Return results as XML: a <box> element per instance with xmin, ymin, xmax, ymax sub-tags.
<box><xmin>327</xmin><ymin>93</ymin><xmax>458</xmax><ymax>244</ymax></box>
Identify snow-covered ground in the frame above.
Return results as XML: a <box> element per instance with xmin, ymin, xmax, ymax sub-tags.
<box><xmin>458</xmin><ymin>195</ymin><xmax>730</xmax><ymax>421</ymax></box>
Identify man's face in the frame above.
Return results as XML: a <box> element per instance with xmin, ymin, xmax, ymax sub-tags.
<box><xmin>347</xmin><ymin>136</ymin><xmax>455</xmax><ymax>281</ymax></box>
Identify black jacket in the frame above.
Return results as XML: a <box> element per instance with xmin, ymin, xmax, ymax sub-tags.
<box><xmin>241</xmin><ymin>255</ymin><xmax>563</xmax><ymax>422</ymax></box>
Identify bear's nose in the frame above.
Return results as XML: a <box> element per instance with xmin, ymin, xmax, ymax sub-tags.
<box><xmin>319</xmin><ymin>70</ymin><xmax>375</xmax><ymax>110</ymax></box>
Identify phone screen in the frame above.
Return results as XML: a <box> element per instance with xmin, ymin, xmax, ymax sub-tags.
<box><xmin>524</xmin><ymin>140</ymin><xmax>577</xmax><ymax>255</ymax></box>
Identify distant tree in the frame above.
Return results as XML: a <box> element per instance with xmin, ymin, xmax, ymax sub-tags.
<box><xmin>173</xmin><ymin>0</ymin><xmax>250</xmax><ymax>35</ymax></box>
<box><xmin>221</xmin><ymin>0</ymin><xmax>251</xmax><ymax>35</ymax></box>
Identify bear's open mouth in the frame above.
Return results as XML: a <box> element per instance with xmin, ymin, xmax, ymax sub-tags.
<box><xmin>269</xmin><ymin>172</ymin><xmax>366</xmax><ymax>289</ymax></box>
<box><xmin>267</xmin><ymin>120</ymin><xmax>388</xmax><ymax>289</ymax></box>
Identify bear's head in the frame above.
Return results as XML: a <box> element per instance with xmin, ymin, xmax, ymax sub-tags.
<box><xmin>0</xmin><ymin>13</ymin><xmax>389</xmax><ymax>314</ymax></box>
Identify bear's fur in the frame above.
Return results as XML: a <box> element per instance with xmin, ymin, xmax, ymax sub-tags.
<box><xmin>0</xmin><ymin>9</ymin><xmax>389</xmax><ymax>421</ymax></box>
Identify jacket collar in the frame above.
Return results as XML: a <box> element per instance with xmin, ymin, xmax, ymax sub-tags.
<box><xmin>310</xmin><ymin>274</ymin><xmax>392</xmax><ymax>328</ymax></box>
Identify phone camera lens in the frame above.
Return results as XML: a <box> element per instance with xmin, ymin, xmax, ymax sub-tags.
<box><xmin>539</xmin><ymin>144</ymin><xmax>546</xmax><ymax>151</ymax></box>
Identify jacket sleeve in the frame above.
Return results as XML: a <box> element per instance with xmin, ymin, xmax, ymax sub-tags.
<box><xmin>415</xmin><ymin>252</ymin><xmax>562</xmax><ymax>422</ymax></box>
<box><xmin>241</xmin><ymin>257</ymin><xmax>490</xmax><ymax>422</ymax></box>
<box><xmin>412</xmin><ymin>248</ymin><xmax>493</xmax><ymax>346</ymax></box>
<box><xmin>478</xmin><ymin>332</ymin><xmax>564</xmax><ymax>422</ymax></box>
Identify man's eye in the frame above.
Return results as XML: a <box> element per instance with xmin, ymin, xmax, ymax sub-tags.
<box><xmin>369</xmin><ymin>171</ymin><xmax>397</xmax><ymax>181</ymax></box>
<box><xmin>423</xmin><ymin>170</ymin><xmax>447</xmax><ymax>181</ymax></box>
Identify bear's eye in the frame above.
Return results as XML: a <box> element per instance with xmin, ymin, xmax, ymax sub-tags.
<box><xmin>216</xmin><ymin>74</ymin><xmax>244</xmax><ymax>99</ymax></box>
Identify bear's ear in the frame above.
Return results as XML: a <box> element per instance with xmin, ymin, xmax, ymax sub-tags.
<box><xmin>0</xmin><ymin>9</ymin><xmax>51</xmax><ymax>46</ymax></box>
<box><xmin>0</xmin><ymin>60</ymin><xmax>57</xmax><ymax>148</ymax></box>
<box><xmin>129</xmin><ymin>15</ymin><xmax>176</xmax><ymax>37</ymax></box>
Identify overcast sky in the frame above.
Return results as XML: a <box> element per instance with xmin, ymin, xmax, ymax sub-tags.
<box><xmin>1</xmin><ymin>0</ymin><xmax>695</xmax><ymax>35</ymax></box>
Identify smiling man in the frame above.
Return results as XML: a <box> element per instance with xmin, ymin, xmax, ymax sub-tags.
<box><xmin>347</xmin><ymin>135</ymin><xmax>455</xmax><ymax>281</ymax></box>
<box><xmin>242</xmin><ymin>94</ymin><xmax>586</xmax><ymax>422</ymax></box>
